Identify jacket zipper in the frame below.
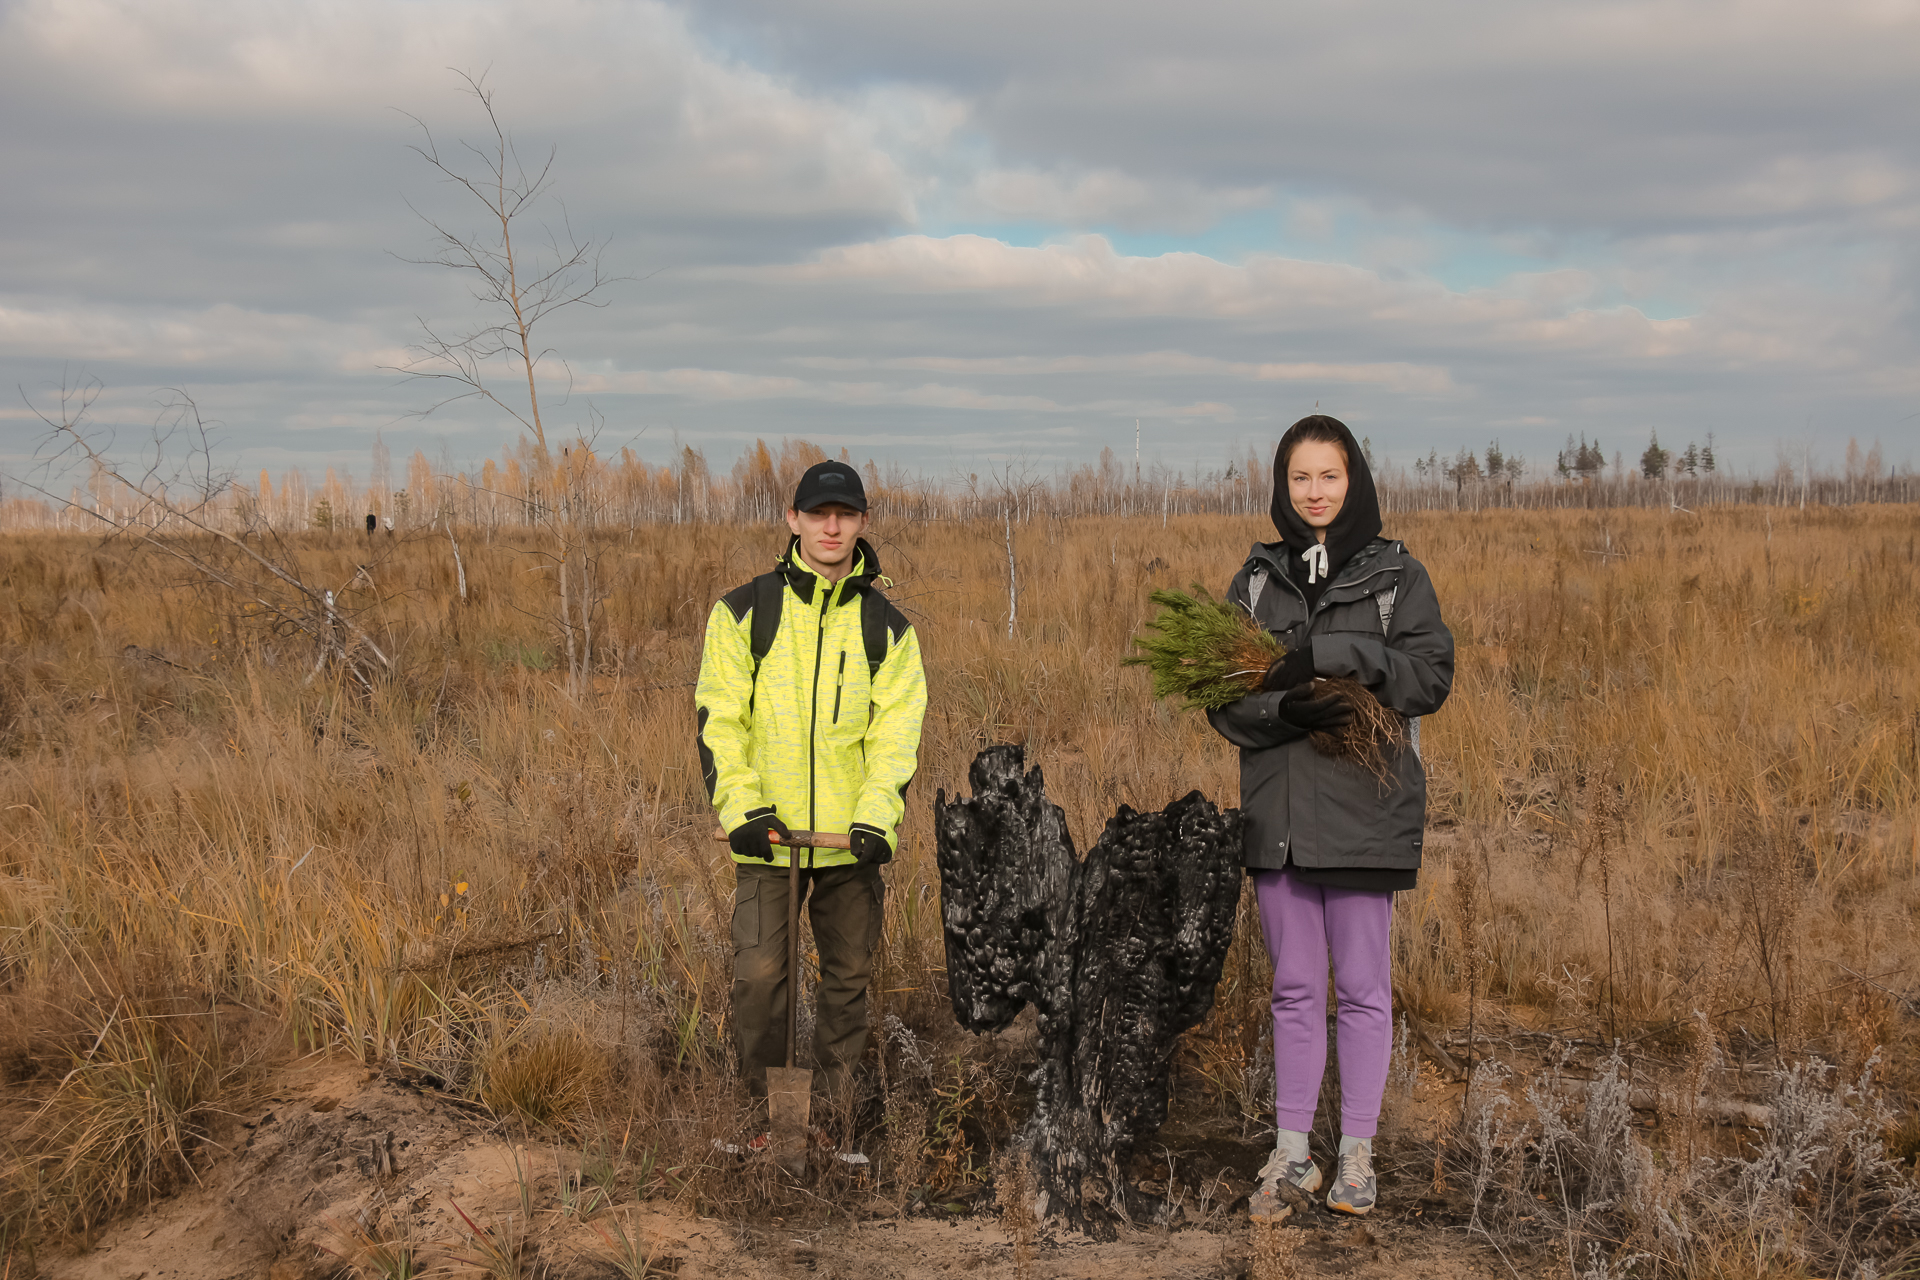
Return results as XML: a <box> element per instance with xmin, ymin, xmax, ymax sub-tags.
<box><xmin>1258</xmin><ymin>554</ymin><xmax>1395</xmax><ymax>865</ymax></box>
<box><xmin>806</xmin><ymin>581</ymin><xmax>829</xmax><ymax>843</ymax></box>
<box><xmin>831</xmin><ymin>651</ymin><xmax>846</xmax><ymax>723</ymax></box>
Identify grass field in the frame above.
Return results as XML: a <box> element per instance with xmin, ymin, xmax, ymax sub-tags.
<box><xmin>2</xmin><ymin>503</ymin><xmax>1916</xmax><ymax>1275</ymax></box>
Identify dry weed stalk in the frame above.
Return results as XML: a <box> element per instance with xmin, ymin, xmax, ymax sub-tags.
<box><xmin>1758</xmin><ymin>822</ymin><xmax>1804</xmax><ymax>1058</ymax></box>
<box><xmin>878</xmin><ymin>1014</ymin><xmax>936</xmax><ymax>1210</ymax></box>
<box><xmin>993</xmin><ymin>1147</ymin><xmax>1037</xmax><ymax>1280</ymax></box>
<box><xmin>1449</xmin><ymin>851</ymin><xmax>1485</xmax><ymax>1094</ymax></box>
<box><xmin>1589</xmin><ymin>760</ymin><xmax>1624</xmax><ymax>1043</ymax></box>
<box><xmin>1680</xmin><ymin>919</ymin><xmax>1737</xmax><ymax>1167</ymax></box>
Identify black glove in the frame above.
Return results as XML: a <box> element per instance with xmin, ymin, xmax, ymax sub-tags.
<box><xmin>848</xmin><ymin>822</ymin><xmax>893</xmax><ymax>866</ymax></box>
<box><xmin>729</xmin><ymin>806</ymin><xmax>790</xmax><ymax>861</ymax></box>
<box><xmin>1274</xmin><ymin>683</ymin><xmax>1355</xmax><ymax>732</ymax></box>
<box><xmin>1261</xmin><ymin>646</ymin><xmax>1316</xmax><ymax>692</ymax></box>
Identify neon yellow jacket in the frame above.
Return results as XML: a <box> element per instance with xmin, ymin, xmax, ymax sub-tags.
<box><xmin>696</xmin><ymin>537</ymin><xmax>926</xmax><ymax>868</ymax></box>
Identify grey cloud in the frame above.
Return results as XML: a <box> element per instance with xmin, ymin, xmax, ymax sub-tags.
<box><xmin>694</xmin><ymin>0</ymin><xmax>1920</xmax><ymax>237</ymax></box>
<box><xmin>4</xmin><ymin>0</ymin><xmax>1915</xmax><ymax>489</ymax></box>
<box><xmin>0</xmin><ymin>0</ymin><xmax>918</xmax><ymax>305</ymax></box>
<box><xmin>956</xmin><ymin>168</ymin><xmax>1273</xmax><ymax>233</ymax></box>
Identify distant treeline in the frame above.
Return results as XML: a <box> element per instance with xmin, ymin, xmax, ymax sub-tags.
<box><xmin>4</xmin><ymin>432</ymin><xmax>1914</xmax><ymax>533</ymax></box>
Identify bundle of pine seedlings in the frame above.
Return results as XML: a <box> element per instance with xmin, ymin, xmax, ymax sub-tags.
<box><xmin>1125</xmin><ymin>585</ymin><xmax>1406</xmax><ymax>779</ymax></box>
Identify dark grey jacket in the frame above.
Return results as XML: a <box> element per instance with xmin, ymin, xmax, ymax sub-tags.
<box><xmin>1206</xmin><ymin>538</ymin><xmax>1453</xmax><ymax>872</ymax></box>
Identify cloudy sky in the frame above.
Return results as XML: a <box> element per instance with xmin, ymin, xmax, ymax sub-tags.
<box><xmin>2</xmin><ymin>0</ymin><xmax>1916</xmax><ymax>486</ymax></box>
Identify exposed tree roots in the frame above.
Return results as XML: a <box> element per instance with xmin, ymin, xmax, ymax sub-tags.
<box><xmin>1310</xmin><ymin>675</ymin><xmax>1410</xmax><ymax>785</ymax></box>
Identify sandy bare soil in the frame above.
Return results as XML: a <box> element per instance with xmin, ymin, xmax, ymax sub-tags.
<box><xmin>38</xmin><ymin>1055</ymin><xmax>1525</xmax><ymax>1280</ymax></box>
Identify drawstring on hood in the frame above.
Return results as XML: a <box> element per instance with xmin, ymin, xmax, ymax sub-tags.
<box><xmin>1270</xmin><ymin>415</ymin><xmax>1384</xmax><ymax>612</ymax></box>
<box><xmin>777</xmin><ymin>534</ymin><xmax>883</xmax><ymax>605</ymax></box>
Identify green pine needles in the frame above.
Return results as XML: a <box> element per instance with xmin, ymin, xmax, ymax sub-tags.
<box><xmin>1124</xmin><ymin>585</ymin><xmax>1283</xmax><ymax>710</ymax></box>
<box><xmin>1127</xmin><ymin>584</ymin><xmax>1410</xmax><ymax>784</ymax></box>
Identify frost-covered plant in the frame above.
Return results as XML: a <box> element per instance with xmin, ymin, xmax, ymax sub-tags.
<box><xmin>1443</xmin><ymin>1044</ymin><xmax>1919</xmax><ymax>1278</ymax></box>
<box><xmin>1580</xmin><ymin>1049</ymin><xmax>1636</xmax><ymax>1211</ymax></box>
<box><xmin>1465</xmin><ymin>1060</ymin><xmax>1519</xmax><ymax>1229</ymax></box>
<box><xmin>1725</xmin><ymin>1053</ymin><xmax>1920</xmax><ymax>1269</ymax></box>
<box><xmin>884</xmin><ymin>1013</ymin><xmax>934</xmax><ymax>1081</ymax></box>
<box><xmin>1579</xmin><ymin>1241</ymin><xmax>1649</xmax><ymax>1279</ymax></box>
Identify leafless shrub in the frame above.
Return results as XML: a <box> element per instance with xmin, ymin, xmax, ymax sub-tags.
<box><xmin>13</xmin><ymin>378</ymin><xmax>402</xmax><ymax>689</ymax></box>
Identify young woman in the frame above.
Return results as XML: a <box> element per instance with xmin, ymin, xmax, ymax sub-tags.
<box><xmin>1207</xmin><ymin>415</ymin><xmax>1454</xmax><ymax>1219</ymax></box>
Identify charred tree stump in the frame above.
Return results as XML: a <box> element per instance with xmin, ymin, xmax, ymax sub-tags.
<box><xmin>934</xmin><ymin>745</ymin><xmax>1245</xmax><ymax>1236</ymax></box>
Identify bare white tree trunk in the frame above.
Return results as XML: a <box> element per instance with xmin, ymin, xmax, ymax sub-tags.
<box><xmin>559</xmin><ymin>557</ymin><xmax>579</xmax><ymax>685</ymax></box>
<box><xmin>447</xmin><ymin>526</ymin><xmax>468</xmax><ymax>603</ymax></box>
<box><xmin>1005</xmin><ymin>504</ymin><xmax>1018</xmax><ymax>640</ymax></box>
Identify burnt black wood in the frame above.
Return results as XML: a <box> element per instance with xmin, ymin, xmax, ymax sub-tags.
<box><xmin>934</xmin><ymin>745</ymin><xmax>1245</xmax><ymax>1236</ymax></box>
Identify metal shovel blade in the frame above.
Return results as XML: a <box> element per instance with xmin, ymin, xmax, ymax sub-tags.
<box><xmin>766</xmin><ymin>1066</ymin><xmax>812</xmax><ymax>1176</ymax></box>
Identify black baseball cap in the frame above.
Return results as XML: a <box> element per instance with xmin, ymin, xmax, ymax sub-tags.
<box><xmin>792</xmin><ymin>460</ymin><xmax>868</xmax><ymax>513</ymax></box>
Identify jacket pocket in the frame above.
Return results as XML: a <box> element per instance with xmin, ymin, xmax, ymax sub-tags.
<box><xmin>1308</xmin><ymin>748</ymin><xmax>1427</xmax><ymax>869</ymax></box>
<box><xmin>1317</xmin><ymin>595</ymin><xmax>1388</xmax><ymax>636</ymax></box>
<box><xmin>826</xmin><ymin>652</ymin><xmax>872</xmax><ymax>742</ymax></box>
<box><xmin>1253</xmin><ymin>585</ymin><xmax>1307</xmax><ymax>637</ymax></box>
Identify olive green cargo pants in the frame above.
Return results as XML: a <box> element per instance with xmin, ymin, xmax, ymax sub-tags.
<box><xmin>730</xmin><ymin>860</ymin><xmax>885</xmax><ymax>1103</ymax></box>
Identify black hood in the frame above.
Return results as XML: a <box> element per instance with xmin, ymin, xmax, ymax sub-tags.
<box><xmin>1270</xmin><ymin>416</ymin><xmax>1383</xmax><ymax>592</ymax></box>
<box><xmin>777</xmin><ymin>534</ymin><xmax>883</xmax><ymax>605</ymax></box>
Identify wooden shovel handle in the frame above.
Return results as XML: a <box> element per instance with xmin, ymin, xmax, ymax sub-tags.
<box><xmin>710</xmin><ymin>826</ymin><xmax>853</xmax><ymax>851</ymax></box>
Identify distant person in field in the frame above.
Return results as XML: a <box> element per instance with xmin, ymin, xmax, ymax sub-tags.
<box><xmin>695</xmin><ymin>460</ymin><xmax>927</xmax><ymax>1149</ymax></box>
<box><xmin>1207</xmin><ymin>415</ymin><xmax>1454</xmax><ymax>1220</ymax></box>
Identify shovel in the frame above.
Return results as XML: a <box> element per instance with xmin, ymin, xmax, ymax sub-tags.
<box><xmin>713</xmin><ymin>826</ymin><xmax>852</xmax><ymax>1175</ymax></box>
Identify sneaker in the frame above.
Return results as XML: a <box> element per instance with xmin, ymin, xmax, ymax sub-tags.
<box><xmin>710</xmin><ymin>1131</ymin><xmax>771</xmax><ymax>1157</ymax></box>
<box><xmin>1325</xmin><ymin>1140</ymin><xmax>1376</xmax><ymax>1215</ymax></box>
<box><xmin>1250</xmin><ymin>1149</ymin><xmax>1322</xmax><ymax>1220</ymax></box>
<box><xmin>810</xmin><ymin>1127</ymin><xmax>870</xmax><ymax>1166</ymax></box>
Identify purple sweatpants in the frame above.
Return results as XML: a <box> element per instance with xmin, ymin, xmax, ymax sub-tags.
<box><xmin>1253</xmin><ymin>867</ymin><xmax>1395</xmax><ymax>1138</ymax></box>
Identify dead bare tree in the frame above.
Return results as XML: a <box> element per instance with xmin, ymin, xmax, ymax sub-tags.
<box><xmin>988</xmin><ymin>458</ymin><xmax>1043</xmax><ymax>640</ymax></box>
<box><xmin>392</xmin><ymin>70</ymin><xmax>625</xmax><ymax>692</ymax></box>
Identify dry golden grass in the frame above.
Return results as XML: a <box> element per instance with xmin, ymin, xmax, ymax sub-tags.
<box><xmin>0</xmin><ymin>503</ymin><xmax>1916</xmax><ymax>1267</ymax></box>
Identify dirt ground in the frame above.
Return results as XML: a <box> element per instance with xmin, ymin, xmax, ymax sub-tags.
<box><xmin>33</xmin><ymin>1054</ymin><xmax>1533</xmax><ymax>1280</ymax></box>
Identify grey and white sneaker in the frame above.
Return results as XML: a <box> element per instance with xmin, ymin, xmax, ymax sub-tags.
<box><xmin>809</xmin><ymin>1127</ymin><xmax>871</xmax><ymax>1166</ymax></box>
<box><xmin>1325</xmin><ymin>1139</ymin><xmax>1376</xmax><ymax>1215</ymax></box>
<box><xmin>1249</xmin><ymin>1149</ymin><xmax>1322</xmax><ymax>1220</ymax></box>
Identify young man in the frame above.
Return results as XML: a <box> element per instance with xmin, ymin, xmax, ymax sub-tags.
<box><xmin>695</xmin><ymin>460</ymin><xmax>926</xmax><ymax>1130</ymax></box>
